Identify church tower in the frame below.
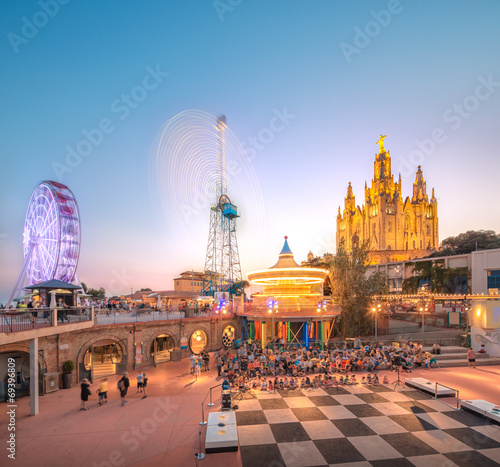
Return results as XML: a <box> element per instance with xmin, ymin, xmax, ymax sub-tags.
<box><xmin>336</xmin><ymin>135</ymin><xmax>439</xmax><ymax>264</ymax></box>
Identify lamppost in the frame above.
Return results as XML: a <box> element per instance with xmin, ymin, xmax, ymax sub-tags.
<box><xmin>217</xmin><ymin>298</ymin><xmax>227</xmax><ymax>347</ymax></box>
<box><xmin>394</xmin><ymin>264</ymin><xmax>401</xmax><ymax>312</ymax></box>
<box><xmin>317</xmin><ymin>301</ymin><xmax>326</xmax><ymax>349</ymax></box>
<box><xmin>420</xmin><ymin>306</ymin><xmax>424</xmax><ymax>340</ymax></box>
<box><xmin>268</xmin><ymin>299</ymin><xmax>278</xmax><ymax>349</ymax></box>
<box><xmin>372</xmin><ymin>306</ymin><xmax>378</xmax><ymax>342</ymax></box>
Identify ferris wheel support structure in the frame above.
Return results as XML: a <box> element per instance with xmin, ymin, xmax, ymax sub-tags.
<box><xmin>6</xmin><ymin>180</ymin><xmax>81</xmax><ymax>308</ymax></box>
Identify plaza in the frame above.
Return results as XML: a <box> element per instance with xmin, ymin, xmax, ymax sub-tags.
<box><xmin>2</xmin><ymin>356</ymin><xmax>500</xmax><ymax>466</ymax></box>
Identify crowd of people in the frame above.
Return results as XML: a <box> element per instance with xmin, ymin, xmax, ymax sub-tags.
<box><xmin>209</xmin><ymin>340</ymin><xmax>440</xmax><ymax>391</ymax></box>
<box><xmin>79</xmin><ymin>371</ymin><xmax>149</xmax><ymax>410</ymax></box>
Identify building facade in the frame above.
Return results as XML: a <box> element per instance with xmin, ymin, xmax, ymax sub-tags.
<box><xmin>336</xmin><ymin>135</ymin><xmax>439</xmax><ymax>264</ymax></box>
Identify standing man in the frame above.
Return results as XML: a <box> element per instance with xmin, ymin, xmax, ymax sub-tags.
<box><xmin>217</xmin><ymin>354</ymin><xmax>223</xmax><ymax>377</ymax></box>
<box><xmin>118</xmin><ymin>372</ymin><xmax>130</xmax><ymax>406</ymax></box>
<box><xmin>136</xmin><ymin>372</ymin><xmax>144</xmax><ymax>394</ymax></box>
<box><xmin>141</xmin><ymin>372</ymin><xmax>148</xmax><ymax>399</ymax></box>
<box><xmin>467</xmin><ymin>347</ymin><xmax>476</xmax><ymax>369</ymax></box>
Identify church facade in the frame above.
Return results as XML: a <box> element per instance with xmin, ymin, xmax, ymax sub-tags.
<box><xmin>336</xmin><ymin>135</ymin><xmax>439</xmax><ymax>264</ymax></box>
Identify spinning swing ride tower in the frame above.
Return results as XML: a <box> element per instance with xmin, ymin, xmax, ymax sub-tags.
<box><xmin>202</xmin><ymin>115</ymin><xmax>243</xmax><ymax>300</ymax></box>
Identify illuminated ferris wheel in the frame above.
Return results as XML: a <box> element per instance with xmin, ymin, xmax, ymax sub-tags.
<box><xmin>7</xmin><ymin>181</ymin><xmax>81</xmax><ymax>306</ymax></box>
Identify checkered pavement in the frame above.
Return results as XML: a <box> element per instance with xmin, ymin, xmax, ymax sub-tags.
<box><xmin>233</xmin><ymin>382</ymin><xmax>500</xmax><ymax>466</ymax></box>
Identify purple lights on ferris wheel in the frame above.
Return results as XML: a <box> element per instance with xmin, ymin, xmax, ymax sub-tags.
<box><xmin>23</xmin><ymin>181</ymin><xmax>81</xmax><ymax>285</ymax></box>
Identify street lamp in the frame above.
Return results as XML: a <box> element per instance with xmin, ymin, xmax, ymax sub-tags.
<box><xmin>420</xmin><ymin>306</ymin><xmax>424</xmax><ymax>339</ymax></box>
<box><xmin>268</xmin><ymin>299</ymin><xmax>278</xmax><ymax>349</ymax></box>
<box><xmin>317</xmin><ymin>301</ymin><xmax>326</xmax><ymax>349</ymax></box>
<box><xmin>372</xmin><ymin>307</ymin><xmax>377</xmax><ymax>342</ymax></box>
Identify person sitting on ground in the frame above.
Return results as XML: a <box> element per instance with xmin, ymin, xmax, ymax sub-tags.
<box><xmin>432</xmin><ymin>343</ymin><xmax>441</xmax><ymax>355</ymax></box>
<box><xmin>382</xmin><ymin>374</ymin><xmax>389</xmax><ymax>384</ymax></box>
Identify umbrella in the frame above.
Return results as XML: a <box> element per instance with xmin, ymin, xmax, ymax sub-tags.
<box><xmin>51</xmin><ymin>288</ymin><xmax>72</xmax><ymax>294</ymax></box>
<box><xmin>49</xmin><ymin>292</ymin><xmax>56</xmax><ymax>308</ymax></box>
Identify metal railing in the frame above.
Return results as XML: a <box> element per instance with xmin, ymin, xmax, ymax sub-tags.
<box><xmin>0</xmin><ymin>307</ymin><xmax>93</xmax><ymax>333</ymax></box>
<box><xmin>93</xmin><ymin>307</ymin><xmax>234</xmax><ymax>325</ymax></box>
<box><xmin>434</xmin><ymin>382</ymin><xmax>460</xmax><ymax>410</ymax></box>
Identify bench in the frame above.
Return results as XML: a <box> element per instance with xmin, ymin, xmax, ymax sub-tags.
<box><xmin>461</xmin><ymin>399</ymin><xmax>500</xmax><ymax>424</ymax></box>
<box><xmin>205</xmin><ymin>411</ymin><xmax>238</xmax><ymax>453</ymax></box>
<box><xmin>405</xmin><ymin>377</ymin><xmax>455</xmax><ymax>397</ymax></box>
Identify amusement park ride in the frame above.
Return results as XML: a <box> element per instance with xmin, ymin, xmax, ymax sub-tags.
<box><xmin>202</xmin><ymin>115</ymin><xmax>244</xmax><ymax>301</ymax></box>
<box><xmin>6</xmin><ymin>180</ymin><xmax>81</xmax><ymax>308</ymax></box>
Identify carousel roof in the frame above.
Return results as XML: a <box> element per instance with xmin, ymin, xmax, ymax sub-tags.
<box><xmin>25</xmin><ymin>279</ymin><xmax>81</xmax><ymax>290</ymax></box>
<box><xmin>248</xmin><ymin>237</ymin><xmax>327</xmax><ymax>285</ymax></box>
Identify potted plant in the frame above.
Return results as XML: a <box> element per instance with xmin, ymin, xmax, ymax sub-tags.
<box><xmin>62</xmin><ymin>360</ymin><xmax>75</xmax><ymax>389</ymax></box>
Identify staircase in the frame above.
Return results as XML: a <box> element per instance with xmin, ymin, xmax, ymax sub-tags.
<box><xmin>92</xmin><ymin>362</ymin><xmax>116</xmax><ymax>379</ymax></box>
<box><xmin>421</xmin><ymin>346</ymin><xmax>500</xmax><ymax>368</ymax></box>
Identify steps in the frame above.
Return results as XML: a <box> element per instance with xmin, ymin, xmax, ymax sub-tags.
<box><xmin>420</xmin><ymin>346</ymin><xmax>500</xmax><ymax>368</ymax></box>
<box><xmin>92</xmin><ymin>362</ymin><xmax>116</xmax><ymax>378</ymax></box>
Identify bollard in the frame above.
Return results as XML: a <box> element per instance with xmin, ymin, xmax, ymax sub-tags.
<box><xmin>195</xmin><ymin>430</ymin><xmax>205</xmax><ymax>460</ymax></box>
<box><xmin>207</xmin><ymin>387</ymin><xmax>214</xmax><ymax>407</ymax></box>
<box><xmin>200</xmin><ymin>401</ymin><xmax>207</xmax><ymax>425</ymax></box>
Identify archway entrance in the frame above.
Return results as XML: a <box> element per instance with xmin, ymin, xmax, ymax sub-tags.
<box><xmin>0</xmin><ymin>351</ymin><xmax>43</xmax><ymax>401</ymax></box>
<box><xmin>151</xmin><ymin>334</ymin><xmax>175</xmax><ymax>364</ymax></box>
<box><xmin>83</xmin><ymin>340</ymin><xmax>123</xmax><ymax>380</ymax></box>
<box><xmin>190</xmin><ymin>329</ymin><xmax>207</xmax><ymax>354</ymax></box>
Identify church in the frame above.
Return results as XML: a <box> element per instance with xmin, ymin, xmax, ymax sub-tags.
<box><xmin>336</xmin><ymin>135</ymin><xmax>439</xmax><ymax>264</ymax></box>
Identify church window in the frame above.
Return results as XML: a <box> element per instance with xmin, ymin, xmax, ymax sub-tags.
<box><xmin>420</xmin><ymin>240</ymin><xmax>422</xmax><ymax>249</ymax></box>
<box><xmin>413</xmin><ymin>240</ymin><xmax>416</xmax><ymax>249</ymax></box>
<box><xmin>388</xmin><ymin>220</ymin><xmax>392</xmax><ymax>232</ymax></box>
<box><xmin>426</xmin><ymin>225</ymin><xmax>430</xmax><ymax>236</ymax></box>
<box><xmin>404</xmin><ymin>211</ymin><xmax>411</xmax><ymax>231</ymax></box>
<box><xmin>387</xmin><ymin>245</ymin><xmax>392</xmax><ymax>250</ymax></box>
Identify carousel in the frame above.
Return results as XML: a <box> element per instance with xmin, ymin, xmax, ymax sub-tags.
<box><xmin>240</xmin><ymin>237</ymin><xmax>341</xmax><ymax>347</ymax></box>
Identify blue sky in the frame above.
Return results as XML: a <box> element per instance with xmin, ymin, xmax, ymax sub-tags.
<box><xmin>1</xmin><ymin>0</ymin><xmax>499</xmax><ymax>303</ymax></box>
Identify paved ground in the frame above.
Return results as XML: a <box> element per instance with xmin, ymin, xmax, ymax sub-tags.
<box><xmin>1</xmin><ymin>358</ymin><xmax>500</xmax><ymax>466</ymax></box>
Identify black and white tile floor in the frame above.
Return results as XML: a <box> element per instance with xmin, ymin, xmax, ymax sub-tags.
<box><xmin>233</xmin><ymin>383</ymin><xmax>500</xmax><ymax>466</ymax></box>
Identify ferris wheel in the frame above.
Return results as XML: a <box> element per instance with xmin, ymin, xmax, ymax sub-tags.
<box><xmin>7</xmin><ymin>181</ymin><xmax>81</xmax><ymax>306</ymax></box>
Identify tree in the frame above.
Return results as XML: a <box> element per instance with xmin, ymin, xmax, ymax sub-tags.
<box><xmin>329</xmin><ymin>240</ymin><xmax>387</xmax><ymax>338</ymax></box>
<box><xmin>82</xmin><ymin>284</ymin><xmax>106</xmax><ymax>299</ymax></box>
<box><xmin>429</xmin><ymin>230</ymin><xmax>500</xmax><ymax>257</ymax></box>
<box><xmin>135</xmin><ymin>288</ymin><xmax>152</xmax><ymax>293</ymax></box>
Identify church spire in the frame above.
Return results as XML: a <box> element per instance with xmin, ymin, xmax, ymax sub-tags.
<box><xmin>412</xmin><ymin>165</ymin><xmax>427</xmax><ymax>202</ymax></box>
<box><xmin>345</xmin><ymin>182</ymin><xmax>355</xmax><ymax>212</ymax></box>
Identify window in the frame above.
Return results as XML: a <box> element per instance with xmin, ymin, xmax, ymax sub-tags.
<box><xmin>404</xmin><ymin>211</ymin><xmax>411</xmax><ymax>231</ymax></box>
<box><xmin>413</xmin><ymin>240</ymin><xmax>416</xmax><ymax>249</ymax></box>
<box><xmin>176</xmin><ymin>281</ymin><xmax>179</xmax><ymax>286</ymax></box>
<box><xmin>488</xmin><ymin>270</ymin><xmax>500</xmax><ymax>290</ymax></box>
<box><xmin>387</xmin><ymin>245</ymin><xmax>392</xmax><ymax>250</ymax></box>
<box><xmin>388</xmin><ymin>220</ymin><xmax>392</xmax><ymax>232</ymax></box>
<box><xmin>190</xmin><ymin>330</ymin><xmax>208</xmax><ymax>354</ymax></box>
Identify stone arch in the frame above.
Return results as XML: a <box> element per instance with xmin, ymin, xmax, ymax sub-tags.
<box><xmin>146</xmin><ymin>330</ymin><xmax>178</xmax><ymax>353</ymax></box>
<box><xmin>187</xmin><ymin>325</ymin><xmax>211</xmax><ymax>354</ymax></box>
<box><xmin>76</xmin><ymin>334</ymin><xmax>128</xmax><ymax>382</ymax></box>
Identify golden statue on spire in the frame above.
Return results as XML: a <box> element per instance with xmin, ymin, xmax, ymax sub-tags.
<box><xmin>376</xmin><ymin>134</ymin><xmax>387</xmax><ymax>152</ymax></box>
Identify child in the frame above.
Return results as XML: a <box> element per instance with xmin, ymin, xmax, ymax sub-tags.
<box><xmin>373</xmin><ymin>374</ymin><xmax>379</xmax><ymax>385</ymax></box>
<box><xmin>361</xmin><ymin>376</ymin><xmax>366</xmax><ymax>385</ymax></box>
<box><xmin>97</xmin><ymin>378</ymin><xmax>109</xmax><ymax>405</ymax></box>
<box><xmin>383</xmin><ymin>374</ymin><xmax>389</xmax><ymax>384</ymax></box>
<box><xmin>366</xmin><ymin>373</ymin><xmax>372</xmax><ymax>385</ymax></box>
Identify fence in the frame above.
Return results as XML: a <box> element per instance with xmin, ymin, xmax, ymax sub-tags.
<box><xmin>93</xmin><ymin>307</ymin><xmax>234</xmax><ymax>325</ymax></box>
<box><xmin>0</xmin><ymin>307</ymin><xmax>93</xmax><ymax>333</ymax></box>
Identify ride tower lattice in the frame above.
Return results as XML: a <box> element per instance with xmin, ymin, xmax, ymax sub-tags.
<box><xmin>202</xmin><ymin>115</ymin><xmax>243</xmax><ymax>300</ymax></box>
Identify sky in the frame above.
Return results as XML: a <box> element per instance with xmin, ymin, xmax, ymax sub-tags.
<box><xmin>1</xmin><ymin>0</ymin><xmax>500</xmax><ymax>304</ymax></box>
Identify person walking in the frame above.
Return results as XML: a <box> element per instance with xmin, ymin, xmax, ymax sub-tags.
<box><xmin>141</xmin><ymin>372</ymin><xmax>148</xmax><ymax>399</ymax></box>
<box><xmin>80</xmin><ymin>378</ymin><xmax>91</xmax><ymax>411</ymax></box>
<box><xmin>118</xmin><ymin>372</ymin><xmax>130</xmax><ymax>406</ymax></box>
<box><xmin>467</xmin><ymin>347</ymin><xmax>476</xmax><ymax>369</ymax></box>
<box><xmin>97</xmin><ymin>378</ymin><xmax>109</xmax><ymax>405</ymax></box>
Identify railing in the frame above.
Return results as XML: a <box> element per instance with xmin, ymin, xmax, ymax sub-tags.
<box><xmin>0</xmin><ymin>307</ymin><xmax>93</xmax><ymax>333</ymax></box>
<box><xmin>93</xmin><ymin>307</ymin><xmax>235</xmax><ymax>325</ymax></box>
<box><xmin>434</xmin><ymin>382</ymin><xmax>460</xmax><ymax>410</ymax></box>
